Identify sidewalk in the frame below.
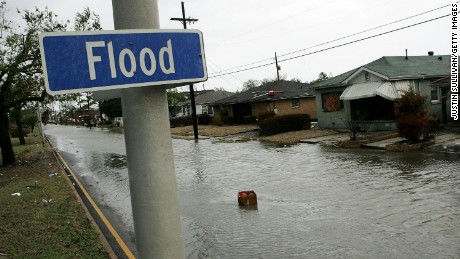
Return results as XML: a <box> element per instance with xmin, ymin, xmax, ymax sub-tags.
<box><xmin>361</xmin><ymin>137</ymin><xmax>406</xmax><ymax>149</ymax></box>
<box><xmin>299</xmin><ymin>133</ymin><xmax>350</xmax><ymax>144</ymax></box>
<box><xmin>426</xmin><ymin>133</ymin><xmax>460</xmax><ymax>153</ymax></box>
<box><xmin>300</xmin><ymin>131</ymin><xmax>460</xmax><ymax>153</ymax></box>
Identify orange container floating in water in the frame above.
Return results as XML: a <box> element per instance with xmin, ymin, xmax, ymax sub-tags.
<box><xmin>238</xmin><ymin>190</ymin><xmax>257</xmax><ymax>205</ymax></box>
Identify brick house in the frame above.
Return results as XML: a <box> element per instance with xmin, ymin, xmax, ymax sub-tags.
<box><xmin>212</xmin><ymin>80</ymin><xmax>316</xmax><ymax>124</ymax></box>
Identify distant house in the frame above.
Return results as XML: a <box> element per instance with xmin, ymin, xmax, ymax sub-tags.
<box><xmin>73</xmin><ymin>108</ymin><xmax>98</xmax><ymax>125</ymax></box>
<box><xmin>179</xmin><ymin>90</ymin><xmax>234</xmax><ymax>117</ymax></box>
<box><xmin>212</xmin><ymin>80</ymin><xmax>316</xmax><ymax>124</ymax></box>
<box><xmin>314</xmin><ymin>54</ymin><xmax>451</xmax><ymax>131</ymax></box>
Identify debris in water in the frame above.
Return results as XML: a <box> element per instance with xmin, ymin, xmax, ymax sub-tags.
<box><xmin>238</xmin><ymin>190</ymin><xmax>257</xmax><ymax>206</ymax></box>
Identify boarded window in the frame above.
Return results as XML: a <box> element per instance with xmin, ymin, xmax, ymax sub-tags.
<box><xmin>321</xmin><ymin>92</ymin><xmax>343</xmax><ymax>111</ymax></box>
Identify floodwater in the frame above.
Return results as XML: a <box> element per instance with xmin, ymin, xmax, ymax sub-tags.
<box><xmin>44</xmin><ymin>125</ymin><xmax>460</xmax><ymax>259</ymax></box>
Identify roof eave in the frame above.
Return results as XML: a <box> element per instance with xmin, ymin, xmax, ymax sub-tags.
<box><xmin>314</xmin><ymin>83</ymin><xmax>349</xmax><ymax>89</ymax></box>
<box><xmin>212</xmin><ymin>94</ymin><xmax>315</xmax><ymax>105</ymax></box>
<box><xmin>343</xmin><ymin>67</ymin><xmax>390</xmax><ymax>83</ymax></box>
<box><xmin>388</xmin><ymin>74</ymin><xmax>450</xmax><ymax>80</ymax></box>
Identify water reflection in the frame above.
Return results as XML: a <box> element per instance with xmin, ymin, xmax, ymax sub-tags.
<box><xmin>178</xmin><ymin>141</ymin><xmax>459</xmax><ymax>258</ymax></box>
<box><xmin>103</xmin><ymin>153</ymin><xmax>127</xmax><ymax>168</ymax></box>
<box><xmin>185</xmin><ymin>219</ymin><xmax>220</xmax><ymax>259</ymax></box>
<box><xmin>190</xmin><ymin>142</ymin><xmax>206</xmax><ymax>184</ymax></box>
<box><xmin>238</xmin><ymin>205</ymin><xmax>258</xmax><ymax>212</ymax></box>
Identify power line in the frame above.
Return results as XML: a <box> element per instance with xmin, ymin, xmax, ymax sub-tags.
<box><xmin>208</xmin><ymin>57</ymin><xmax>274</xmax><ymax>76</ymax></box>
<box><xmin>207</xmin><ymin>58</ymin><xmax>244</xmax><ymax>83</ymax></box>
<box><xmin>209</xmin><ymin>3</ymin><xmax>453</xmax><ymax>77</ymax></box>
<box><xmin>209</xmin><ymin>60</ymin><xmax>275</xmax><ymax>78</ymax></box>
<box><xmin>209</xmin><ymin>4</ymin><xmax>449</xmax><ymax>76</ymax></box>
<box><xmin>209</xmin><ymin>13</ymin><xmax>450</xmax><ymax>78</ymax></box>
<box><xmin>276</xmin><ymin>3</ymin><xmax>453</xmax><ymax>60</ymax></box>
<box><xmin>278</xmin><ymin>14</ymin><xmax>450</xmax><ymax>63</ymax></box>
<box><xmin>206</xmin><ymin>59</ymin><xmax>242</xmax><ymax>90</ymax></box>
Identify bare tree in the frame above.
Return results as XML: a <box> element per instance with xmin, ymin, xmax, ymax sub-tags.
<box><xmin>343</xmin><ymin>112</ymin><xmax>367</xmax><ymax>140</ymax></box>
<box><xmin>0</xmin><ymin>6</ymin><xmax>101</xmax><ymax>166</ymax></box>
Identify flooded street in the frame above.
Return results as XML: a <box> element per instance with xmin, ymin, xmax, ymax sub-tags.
<box><xmin>45</xmin><ymin>125</ymin><xmax>460</xmax><ymax>259</ymax></box>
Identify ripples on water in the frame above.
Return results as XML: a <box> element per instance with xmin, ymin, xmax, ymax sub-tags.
<box><xmin>175</xmin><ymin>141</ymin><xmax>460</xmax><ymax>259</ymax></box>
<box><xmin>45</xmin><ymin>126</ymin><xmax>460</xmax><ymax>259</ymax></box>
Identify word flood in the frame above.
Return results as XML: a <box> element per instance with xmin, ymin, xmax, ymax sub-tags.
<box><xmin>86</xmin><ymin>39</ymin><xmax>175</xmax><ymax>80</ymax></box>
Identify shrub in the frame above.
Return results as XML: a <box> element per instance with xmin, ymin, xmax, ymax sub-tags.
<box><xmin>424</xmin><ymin>113</ymin><xmax>442</xmax><ymax>140</ymax></box>
<box><xmin>258</xmin><ymin>111</ymin><xmax>276</xmax><ymax>121</ymax></box>
<box><xmin>197</xmin><ymin>114</ymin><xmax>212</xmax><ymax>125</ymax></box>
<box><xmin>243</xmin><ymin>115</ymin><xmax>257</xmax><ymax>124</ymax></box>
<box><xmin>259</xmin><ymin>114</ymin><xmax>311</xmax><ymax>136</ymax></box>
<box><xmin>170</xmin><ymin>116</ymin><xmax>193</xmax><ymax>128</ymax></box>
<box><xmin>222</xmin><ymin>116</ymin><xmax>234</xmax><ymax>125</ymax></box>
<box><xmin>9</xmin><ymin>126</ymin><xmax>30</xmax><ymax>138</ymax></box>
<box><xmin>394</xmin><ymin>89</ymin><xmax>428</xmax><ymax>142</ymax></box>
<box><xmin>170</xmin><ymin>114</ymin><xmax>213</xmax><ymax>127</ymax></box>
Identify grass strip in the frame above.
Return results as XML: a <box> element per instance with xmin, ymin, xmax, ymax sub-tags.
<box><xmin>0</xmin><ymin>132</ymin><xmax>110</xmax><ymax>258</ymax></box>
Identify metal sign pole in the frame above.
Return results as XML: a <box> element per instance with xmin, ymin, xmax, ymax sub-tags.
<box><xmin>112</xmin><ymin>0</ymin><xmax>184</xmax><ymax>258</ymax></box>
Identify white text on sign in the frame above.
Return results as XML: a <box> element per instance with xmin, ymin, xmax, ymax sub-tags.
<box><xmin>85</xmin><ymin>39</ymin><xmax>176</xmax><ymax>80</ymax></box>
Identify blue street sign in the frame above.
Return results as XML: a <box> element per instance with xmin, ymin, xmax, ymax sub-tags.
<box><xmin>39</xmin><ymin>29</ymin><xmax>207</xmax><ymax>95</ymax></box>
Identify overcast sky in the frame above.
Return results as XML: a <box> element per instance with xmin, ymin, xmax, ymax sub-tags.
<box><xmin>7</xmin><ymin>0</ymin><xmax>452</xmax><ymax>93</ymax></box>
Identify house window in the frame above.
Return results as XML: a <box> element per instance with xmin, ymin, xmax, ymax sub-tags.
<box><xmin>291</xmin><ymin>99</ymin><xmax>300</xmax><ymax>108</ymax></box>
<box><xmin>431</xmin><ymin>86</ymin><xmax>448</xmax><ymax>104</ymax></box>
<box><xmin>430</xmin><ymin>87</ymin><xmax>439</xmax><ymax>102</ymax></box>
<box><xmin>321</xmin><ymin>92</ymin><xmax>343</xmax><ymax>112</ymax></box>
<box><xmin>183</xmin><ymin>105</ymin><xmax>191</xmax><ymax>116</ymax></box>
<box><xmin>201</xmin><ymin>105</ymin><xmax>213</xmax><ymax>115</ymax></box>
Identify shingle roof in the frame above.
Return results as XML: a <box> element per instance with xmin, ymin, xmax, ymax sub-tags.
<box><xmin>182</xmin><ymin>90</ymin><xmax>234</xmax><ymax>105</ymax></box>
<box><xmin>316</xmin><ymin>55</ymin><xmax>450</xmax><ymax>88</ymax></box>
<box><xmin>212</xmin><ymin>80</ymin><xmax>314</xmax><ymax>105</ymax></box>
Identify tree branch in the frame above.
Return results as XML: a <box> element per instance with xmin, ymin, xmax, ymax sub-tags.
<box><xmin>6</xmin><ymin>90</ymin><xmax>47</xmax><ymax>110</ymax></box>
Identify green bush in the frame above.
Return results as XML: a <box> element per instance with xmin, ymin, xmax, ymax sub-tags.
<box><xmin>197</xmin><ymin>114</ymin><xmax>212</xmax><ymax>125</ymax></box>
<box><xmin>258</xmin><ymin>111</ymin><xmax>276</xmax><ymax>121</ymax></box>
<box><xmin>170</xmin><ymin>114</ymin><xmax>213</xmax><ymax>128</ymax></box>
<box><xmin>259</xmin><ymin>114</ymin><xmax>311</xmax><ymax>136</ymax></box>
<box><xmin>9</xmin><ymin>126</ymin><xmax>30</xmax><ymax>138</ymax></box>
<box><xmin>394</xmin><ymin>89</ymin><xmax>428</xmax><ymax>142</ymax></box>
<box><xmin>222</xmin><ymin>116</ymin><xmax>234</xmax><ymax>125</ymax></box>
<box><xmin>170</xmin><ymin>116</ymin><xmax>193</xmax><ymax>128</ymax></box>
<box><xmin>243</xmin><ymin>115</ymin><xmax>257</xmax><ymax>124</ymax></box>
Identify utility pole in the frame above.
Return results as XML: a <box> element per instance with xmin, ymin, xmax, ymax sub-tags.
<box><xmin>171</xmin><ymin>1</ymin><xmax>199</xmax><ymax>140</ymax></box>
<box><xmin>0</xmin><ymin>1</ymin><xmax>6</xmax><ymax>39</ymax></box>
<box><xmin>275</xmin><ymin>52</ymin><xmax>281</xmax><ymax>81</ymax></box>
<box><xmin>86</xmin><ymin>93</ymin><xmax>92</xmax><ymax>129</ymax></box>
<box><xmin>112</xmin><ymin>0</ymin><xmax>184</xmax><ymax>258</ymax></box>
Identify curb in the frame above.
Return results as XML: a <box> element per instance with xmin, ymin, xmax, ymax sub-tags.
<box><xmin>48</xmin><ymin>138</ymin><xmax>135</xmax><ymax>259</ymax></box>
